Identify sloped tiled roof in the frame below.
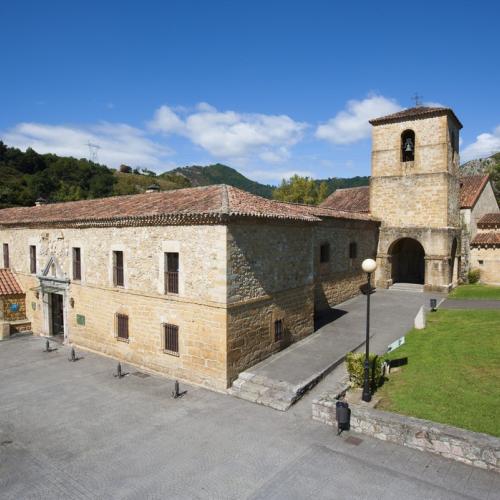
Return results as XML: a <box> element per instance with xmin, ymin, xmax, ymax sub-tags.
<box><xmin>369</xmin><ymin>106</ymin><xmax>463</xmax><ymax>128</ymax></box>
<box><xmin>0</xmin><ymin>269</ymin><xmax>23</xmax><ymax>296</ymax></box>
<box><xmin>471</xmin><ymin>232</ymin><xmax>500</xmax><ymax>246</ymax></box>
<box><xmin>459</xmin><ymin>175</ymin><xmax>490</xmax><ymax>209</ymax></box>
<box><xmin>478</xmin><ymin>213</ymin><xmax>500</xmax><ymax>228</ymax></box>
<box><xmin>0</xmin><ymin>184</ymin><xmax>373</xmax><ymax>228</ymax></box>
<box><xmin>319</xmin><ymin>186</ymin><xmax>370</xmax><ymax>213</ymax></box>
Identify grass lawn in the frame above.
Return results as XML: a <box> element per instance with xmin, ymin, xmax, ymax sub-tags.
<box><xmin>448</xmin><ymin>284</ymin><xmax>500</xmax><ymax>300</ymax></box>
<box><xmin>377</xmin><ymin>309</ymin><xmax>500</xmax><ymax>437</ymax></box>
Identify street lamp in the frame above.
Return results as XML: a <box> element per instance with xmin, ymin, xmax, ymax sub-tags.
<box><xmin>361</xmin><ymin>258</ymin><xmax>377</xmax><ymax>402</ymax></box>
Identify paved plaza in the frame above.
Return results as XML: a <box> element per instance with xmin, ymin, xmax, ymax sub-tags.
<box><xmin>1</xmin><ymin>335</ymin><xmax>499</xmax><ymax>499</ymax></box>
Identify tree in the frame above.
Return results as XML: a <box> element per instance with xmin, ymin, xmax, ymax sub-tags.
<box><xmin>272</xmin><ymin>175</ymin><xmax>326</xmax><ymax>205</ymax></box>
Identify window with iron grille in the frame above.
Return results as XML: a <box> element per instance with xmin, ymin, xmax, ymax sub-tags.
<box><xmin>320</xmin><ymin>243</ymin><xmax>330</xmax><ymax>263</ymax></box>
<box><xmin>349</xmin><ymin>242</ymin><xmax>358</xmax><ymax>259</ymax></box>
<box><xmin>29</xmin><ymin>245</ymin><xmax>37</xmax><ymax>274</ymax></box>
<box><xmin>72</xmin><ymin>247</ymin><xmax>81</xmax><ymax>280</ymax></box>
<box><xmin>113</xmin><ymin>251</ymin><xmax>124</xmax><ymax>287</ymax></box>
<box><xmin>3</xmin><ymin>243</ymin><xmax>9</xmax><ymax>268</ymax></box>
<box><xmin>164</xmin><ymin>323</ymin><xmax>179</xmax><ymax>355</ymax></box>
<box><xmin>274</xmin><ymin>319</ymin><xmax>283</xmax><ymax>342</ymax></box>
<box><xmin>164</xmin><ymin>252</ymin><xmax>179</xmax><ymax>294</ymax></box>
<box><xmin>116</xmin><ymin>313</ymin><xmax>129</xmax><ymax>340</ymax></box>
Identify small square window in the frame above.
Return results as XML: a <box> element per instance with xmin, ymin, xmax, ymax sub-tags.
<box><xmin>320</xmin><ymin>243</ymin><xmax>330</xmax><ymax>263</ymax></box>
<box><xmin>274</xmin><ymin>319</ymin><xmax>283</xmax><ymax>342</ymax></box>
<box><xmin>164</xmin><ymin>323</ymin><xmax>179</xmax><ymax>355</ymax></box>
<box><xmin>116</xmin><ymin>313</ymin><xmax>129</xmax><ymax>341</ymax></box>
<box><xmin>478</xmin><ymin>260</ymin><xmax>484</xmax><ymax>265</ymax></box>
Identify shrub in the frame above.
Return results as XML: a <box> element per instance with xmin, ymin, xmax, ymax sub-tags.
<box><xmin>468</xmin><ymin>268</ymin><xmax>481</xmax><ymax>284</ymax></box>
<box><xmin>346</xmin><ymin>352</ymin><xmax>383</xmax><ymax>389</ymax></box>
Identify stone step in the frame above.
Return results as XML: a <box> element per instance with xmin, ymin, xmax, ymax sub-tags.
<box><xmin>389</xmin><ymin>283</ymin><xmax>424</xmax><ymax>293</ymax></box>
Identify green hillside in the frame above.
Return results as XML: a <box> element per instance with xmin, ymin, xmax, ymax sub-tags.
<box><xmin>165</xmin><ymin>164</ymin><xmax>275</xmax><ymax>198</ymax></box>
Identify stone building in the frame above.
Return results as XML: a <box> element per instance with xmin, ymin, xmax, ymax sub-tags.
<box><xmin>0</xmin><ymin>268</ymin><xmax>30</xmax><ymax>339</ymax></box>
<box><xmin>322</xmin><ymin>106</ymin><xmax>500</xmax><ymax>291</ymax></box>
<box><xmin>1</xmin><ymin>105</ymin><xmax>498</xmax><ymax>390</ymax></box>
<box><xmin>470</xmin><ymin>213</ymin><xmax>500</xmax><ymax>284</ymax></box>
<box><xmin>0</xmin><ymin>185</ymin><xmax>378</xmax><ymax>390</ymax></box>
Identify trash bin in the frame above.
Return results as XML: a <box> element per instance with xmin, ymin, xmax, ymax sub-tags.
<box><xmin>335</xmin><ymin>400</ymin><xmax>350</xmax><ymax>435</ymax></box>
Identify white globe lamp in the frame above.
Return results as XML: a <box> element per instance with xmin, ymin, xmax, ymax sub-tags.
<box><xmin>362</xmin><ymin>258</ymin><xmax>377</xmax><ymax>274</ymax></box>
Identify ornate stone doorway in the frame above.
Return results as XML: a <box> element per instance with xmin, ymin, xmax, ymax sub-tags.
<box><xmin>389</xmin><ymin>238</ymin><xmax>425</xmax><ymax>285</ymax></box>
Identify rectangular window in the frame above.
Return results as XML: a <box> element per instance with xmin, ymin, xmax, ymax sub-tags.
<box><xmin>320</xmin><ymin>243</ymin><xmax>330</xmax><ymax>263</ymax></box>
<box><xmin>116</xmin><ymin>313</ymin><xmax>129</xmax><ymax>340</ymax></box>
<box><xmin>274</xmin><ymin>319</ymin><xmax>283</xmax><ymax>342</ymax></box>
<box><xmin>165</xmin><ymin>252</ymin><xmax>179</xmax><ymax>294</ymax></box>
<box><xmin>113</xmin><ymin>251</ymin><xmax>124</xmax><ymax>287</ymax></box>
<box><xmin>3</xmin><ymin>243</ymin><xmax>9</xmax><ymax>268</ymax></box>
<box><xmin>349</xmin><ymin>242</ymin><xmax>358</xmax><ymax>259</ymax></box>
<box><xmin>29</xmin><ymin>245</ymin><xmax>37</xmax><ymax>274</ymax></box>
<box><xmin>164</xmin><ymin>323</ymin><xmax>179</xmax><ymax>355</ymax></box>
<box><xmin>72</xmin><ymin>247</ymin><xmax>81</xmax><ymax>280</ymax></box>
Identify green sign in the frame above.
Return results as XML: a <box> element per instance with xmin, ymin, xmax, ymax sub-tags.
<box><xmin>76</xmin><ymin>314</ymin><xmax>86</xmax><ymax>326</ymax></box>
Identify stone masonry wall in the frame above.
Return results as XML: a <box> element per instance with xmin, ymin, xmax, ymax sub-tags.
<box><xmin>312</xmin><ymin>398</ymin><xmax>500</xmax><ymax>472</ymax></box>
<box><xmin>370</xmin><ymin>114</ymin><xmax>460</xmax><ymax>228</ymax></box>
<box><xmin>226</xmin><ymin>222</ymin><xmax>315</xmax><ymax>383</ymax></box>
<box><xmin>313</xmin><ymin>219</ymin><xmax>379</xmax><ymax>311</ymax></box>
<box><xmin>2</xmin><ymin>294</ymin><xmax>27</xmax><ymax>322</ymax></box>
<box><xmin>1</xmin><ymin>224</ymin><xmax>229</xmax><ymax>391</ymax></box>
<box><xmin>470</xmin><ymin>247</ymin><xmax>500</xmax><ymax>285</ymax></box>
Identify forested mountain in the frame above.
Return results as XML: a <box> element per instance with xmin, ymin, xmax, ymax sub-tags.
<box><xmin>2</xmin><ymin>141</ymin><xmax>496</xmax><ymax>209</ymax></box>
<box><xmin>165</xmin><ymin>164</ymin><xmax>275</xmax><ymax>198</ymax></box>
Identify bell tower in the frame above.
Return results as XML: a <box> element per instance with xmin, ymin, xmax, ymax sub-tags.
<box><xmin>369</xmin><ymin>106</ymin><xmax>462</xmax><ymax>292</ymax></box>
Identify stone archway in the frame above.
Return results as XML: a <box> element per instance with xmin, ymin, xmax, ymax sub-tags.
<box><xmin>389</xmin><ymin>238</ymin><xmax>425</xmax><ymax>285</ymax></box>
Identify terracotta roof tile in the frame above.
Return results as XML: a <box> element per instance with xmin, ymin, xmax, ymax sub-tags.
<box><xmin>0</xmin><ymin>269</ymin><xmax>23</xmax><ymax>296</ymax></box>
<box><xmin>0</xmin><ymin>184</ymin><xmax>374</xmax><ymax>228</ymax></box>
<box><xmin>459</xmin><ymin>175</ymin><xmax>490</xmax><ymax>209</ymax></box>
<box><xmin>319</xmin><ymin>186</ymin><xmax>370</xmax><ymax>213</ymax></box>
<box><xmin>471</xmin><ymin>232</ymin><xmax>500</xmax><ymax>246</ymax></box>
<box><xmin>369</xmin><ymin>106</ymin><xmax>463</xmax><ymax>128</ymax></box>
<box><xmin>477</xmin><ymin>213</ymin><xmax>500</xmax><ymax>228</ymax></box>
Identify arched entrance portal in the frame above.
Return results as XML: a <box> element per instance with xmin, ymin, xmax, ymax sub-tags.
<box><xmin>390</xmin><ymin>238</ymin><xmax>425</xmax><ymax>285</ymax></box>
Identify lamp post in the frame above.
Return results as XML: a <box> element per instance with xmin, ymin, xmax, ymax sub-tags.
<box><xmin>361</xmin><ymin>258</ymin><xmax>377</xmax><ymax>403</ymax></box>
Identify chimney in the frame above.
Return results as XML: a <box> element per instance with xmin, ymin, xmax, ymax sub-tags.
<box><xmin>145</xmin><ymin>184</ymin><xmax>160</xmax><ymax>193</ymax></box>
<box><xmin>35</xmin><ymin>197</ymin><xmax>47</xmax><ymax>206</ymax></box>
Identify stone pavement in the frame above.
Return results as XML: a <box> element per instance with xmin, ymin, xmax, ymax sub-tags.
<box><xmin>230</xmin><ymin>288</ymin><xmax>444</xmax><ymax>410</ymax></box>
<box><xmin>1</xmin><ymin>335</ymin><xmax>499</xmax><ymax>499</ymax></box>
<box><xmin>440</xmin><ymin>299</ymin><xmax>500</xmax><ymax>309</ymax></box>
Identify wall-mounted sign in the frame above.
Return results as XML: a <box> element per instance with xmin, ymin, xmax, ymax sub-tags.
<box><xmin>9</xmin><ymin>303</ymin><xmax>19</xmax><ymax>313</ymax></box>
<box><xmin>32</xmin><ymin>302</ymin><xmax>37</xmax><ymax>311</ymax></box>
<box><xmin>76</xmin><ymin>314</ymin><xmax>86</xmax><ymax>326</ymax></box>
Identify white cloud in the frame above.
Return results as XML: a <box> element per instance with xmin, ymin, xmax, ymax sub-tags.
<box><xmin>461</xmin><ymin>125</ymin><xmax>500</xmax><ymax>162</ymax></box>
<box><xmin>2</xmin><ymin>122</ymin><xmax>172</xmax><ymax>170</ymax></box>
<box><xmin>315</xmin><ymin>94</ymin><xmax>402</xmax><ymax>144</ymax></box>
<box><xmin>149</xmin><ymin>103</ymin><xmax>307</xmax><ymax>162</ymax></box>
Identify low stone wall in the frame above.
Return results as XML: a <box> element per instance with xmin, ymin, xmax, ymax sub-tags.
<box><xmin>312</xmin><ymin>396</ymin><xmax>500</xmax><ymax>472</ymax></box>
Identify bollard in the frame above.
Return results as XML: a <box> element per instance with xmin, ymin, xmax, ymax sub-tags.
<box><xmin>335</xmin><ymin>400</ymin><xmax>350</xmax><ymax>436</ymax></box>
<box><xmin>115</xmin><ymin>362</ymin><xmax>122</xmax><ymax>378</ymax></box>
<box><xmin>430</xmin><ymin>298</ymin><xmax>437</xmax><ymax>312</ymax></box>
<box><xmin>172</xmin><ymin>380</ymin><xmax>180</xmax><ymax>398</ymax></box>
<box><xmin>44</xmin><ymin>339</ymin><xmax>50</xmax><ymax>352</ymax></box>
<box><xmin>69</xmin><ymin>347</ymin><xmax>76</xmax><ymax>362</ymax></box>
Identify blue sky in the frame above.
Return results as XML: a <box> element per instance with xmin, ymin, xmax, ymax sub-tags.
<box><xmin>1</xmin><ymin>0</ymin><xmax>499</xmax><ymax>184</ymax></box>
